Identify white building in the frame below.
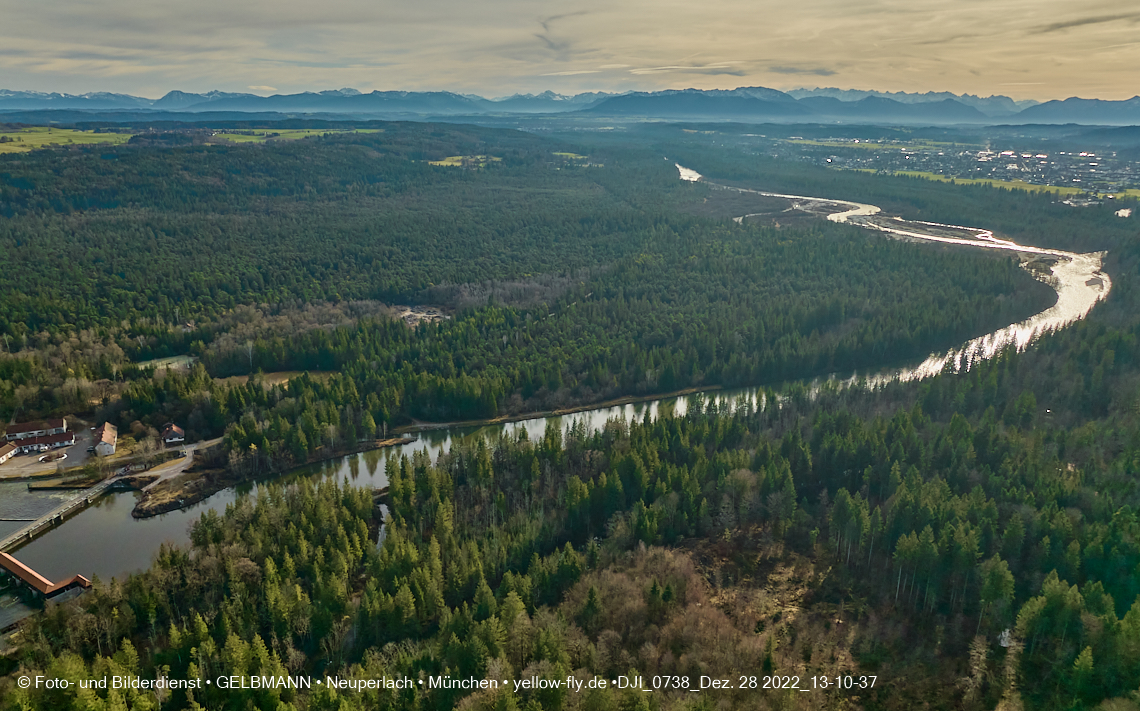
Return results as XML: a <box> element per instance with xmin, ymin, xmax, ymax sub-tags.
<box><xmin>94</xmin><ymin>423</ymin><xmax>118</xmax><ymax>457</ymax></box>
<box><xmin>13</xmin><ymin>431</ymin><xmax>75</xmax><ymax>454</ymax></box>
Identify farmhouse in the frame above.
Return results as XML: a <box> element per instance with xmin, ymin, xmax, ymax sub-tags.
<box><xmin>94</xmin><ymin>423</ymin><xmax>118</xmax><ymax>456</ymax></box>
<box><xmin>161</xmin><ymin>423</ymin><xmax>185</xmax><ymax>446</ymax></box>
<box><xmin>0</xmin><ymin>443</ymin><xmax>16</xmax><ymax>465</ymax></box>
<box><xmin>3</xmin><ymin>418</ymin><xmax>66</xmax><ymax>442</ymax></box>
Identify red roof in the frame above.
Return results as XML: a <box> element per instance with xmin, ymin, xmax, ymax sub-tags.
<box><xmin>4</xmin><ymin>419</ymin><xmax>66</xmax><ymax>436</ymax></box>
<box><xmin>0</xmin><ymin>552</ymin><xmax>90</xmax><ymax>596</ymax></box>
<box><xmin>16</xmin><ymin>432</ymin><xmax>75</xmax><ymax>448</ymax></box>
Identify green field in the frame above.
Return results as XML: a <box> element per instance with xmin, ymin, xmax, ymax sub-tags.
<box><xmin>210</xmin><ymin>128</ymin><xmax>382</xmax><ymax>143</ymax></box>
<box><xmin>868</xmin><ymin>168</ymin><xmax>1140</xmax><ymax>198</ymax></box>
<box><xmin>0</xmin><ymin>127</ymin><xmax>133</xmax><ymax>153</ymax></box>
<box><xmin>0</xmin><ymin>126</ymin><xmax>384</xmax><ymax>152</ymax></box>
<box><xmin>553</xmin><ymin>151</ymin><xmax>588</xmax><ymax>159</ymax></box>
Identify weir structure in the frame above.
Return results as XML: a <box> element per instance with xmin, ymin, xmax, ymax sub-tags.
<box><xmin>0</xmin><ymin>476</ymin><xmax>121</xmax><ymax>599</ymax></box>
<box><xmin>0</xmin><ymin>476</ymin><xmax>119</xmax><ymax>553</ymax></box>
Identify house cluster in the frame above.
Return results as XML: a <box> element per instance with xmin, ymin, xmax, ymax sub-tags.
<box><xmin>0</xmin><ymin>418</ymin><xmax>187</xmax><ymax>467</ymax></box>
<box><xmin>1</xmin><ymin>418</ymin><xmax>76</xmax><ymax>456</ymax></box>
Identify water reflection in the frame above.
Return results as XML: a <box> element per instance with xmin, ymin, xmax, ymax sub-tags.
<box><xmin>10</xmin><ymin>488</ymin><xmax>239</xmax><ymax>584</ymax></box>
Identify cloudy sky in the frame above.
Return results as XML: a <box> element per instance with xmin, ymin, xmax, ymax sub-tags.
<box><xmin>2</xmin><ymin>0</ymin><xmax>1138</xmax><ymax>100</ymax></box>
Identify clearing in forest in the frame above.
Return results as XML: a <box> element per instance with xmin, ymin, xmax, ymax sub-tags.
<box><xmin>428</xmin><ymin>154</ymin><xmax>501</xmax><ymax>166</ymax></box>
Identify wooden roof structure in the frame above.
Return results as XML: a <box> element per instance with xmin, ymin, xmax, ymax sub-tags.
<box><xmin>95</xmin><ymin>422</ymin><xmax>118</xmax><ymax>446</ymax></box>
<box><xmin>0</xmin><ymin>552</ymin><xmax>91</xmax><ymax>597</ymax></box>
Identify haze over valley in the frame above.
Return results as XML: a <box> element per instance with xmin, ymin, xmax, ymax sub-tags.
<box><xmin>4</xmin><ymin>84</ymin><xmax>1140</xmax><ymax>125</ymax></box>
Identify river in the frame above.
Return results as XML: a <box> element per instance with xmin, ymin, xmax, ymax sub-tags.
<box><xmin>0</xmin><ymin>166</ymin><xmax>1112</xmax><ymax>584</ymax></box>
<box><xmin>686</xmin><ymin>166</ymin><xmax>1111</xmax><ymax>381</ymax></box>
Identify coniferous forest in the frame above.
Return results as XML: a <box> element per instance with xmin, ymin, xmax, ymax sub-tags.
<box><xmin>0</xmin><ymin>124</ymin><xmax>1057</xmax><ymax>433</ymax></box>
<box><xmin>2</xmin><ymin>121</ymin><xmax>1139</xmax><ymax>710</ymax></box>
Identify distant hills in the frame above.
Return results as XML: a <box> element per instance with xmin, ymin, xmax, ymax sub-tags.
<box><xmin>1014</xmin><ymin>96</ymin><xmax>1140</xmax><ymax>125</ymax></box>
<box><xmin>485</xmin><ymin>91</ymin><xmax>612</xmax><ymax>113</ymax></box>
<box><xmin>2</xmin><ymin>86</ymin><xmax>1139</xmax><ymax>126</ymax></box>
<box><xmin>580</xmin><ymin>87</ymin><xmax>1140</xmax><ymax>125</ymax></box>
<box><xmin>0</xmin><ymin>90</ymin><xmax>154</xmax><ymax>111</ymax></box>
<box><xmin>790</xmin><ymin>96</ymin><xmax>989</xmax><ymax>123</ymax></box>
<box><xmin>151</xmin><ymin>90</ymin><xmax>258</xmax><ymax>110</ymax></box>
<box><xmin>786</xmin><ymin>88</ymin><xmax>1038</xmax><ymax>116</ymax></box>
<box><xmin>187</xmin><ymin>90</ymin><xmax>487</xmax><ymax>114</ymax></box>
<box><xmin>0</xmin><ymin>88</ymin><xmax>612</xmax><ymax>116</ymax></box>
<box><xmin>583</xmin><ymin>88</ymin><xmax>810</xmax><ymax>119</ymax></box>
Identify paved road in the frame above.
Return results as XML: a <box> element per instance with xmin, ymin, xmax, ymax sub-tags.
<box><xmin>142</xmin><ymin>438</ymin><xmax>222</xmax><ymax>491</ymax></box>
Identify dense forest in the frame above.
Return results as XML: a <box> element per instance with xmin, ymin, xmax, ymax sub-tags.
<box><xmin>0</xmin><ymin>123</ymin><xmax>1054</xmax><ymax>438</ymax></box>
<box><xmin>3</xmin><ymin>120</ymin><xmax>1140</xmax><ymax>710</ymax></box>
<box><xmin>7</xmin><ymin>335</ymin><xmax>1140</xmax><ymax>709</ymax></box>
<box><xmin>105</xmin><ymin>225</ymin><xmax>1053</xmax><ymax>470</ymax></box>
<box><xmin>0</xmin><ymin>126</ymin><xmax>650</xmax><ymax>331</ymax></box>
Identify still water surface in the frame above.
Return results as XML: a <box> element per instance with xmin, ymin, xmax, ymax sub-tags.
<box><xmin>3</xmin><ymin>400</ymin><xmax>690</xmax><ymax>582</ymax></box>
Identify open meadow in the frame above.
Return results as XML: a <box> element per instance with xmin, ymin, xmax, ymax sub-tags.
<box><xmin>0</xmin><ymin>127</ymin><xmax>132</xmax><ymax>153</ymax></box>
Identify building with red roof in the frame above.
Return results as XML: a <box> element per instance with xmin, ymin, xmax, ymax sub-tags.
<box><xmin>3</xmin><ymin>418</ymin><xmax>66</xmax><ymax>442</ymax></box>
<box><xmin>0</xmin><ymin>552</ymin><xmax>91</xmax><ymax>598</ymax></box>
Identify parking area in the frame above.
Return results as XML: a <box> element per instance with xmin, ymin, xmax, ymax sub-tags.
<box><xmin>0</xmin><ymin>428</ymin><xmax>95</xmax><ymax>479</ymax></box>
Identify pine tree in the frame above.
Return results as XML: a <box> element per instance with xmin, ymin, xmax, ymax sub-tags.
<box><xmin>580</xmin><ymin>586</ymin><xmax>601</xmax><ymax>634</ymax></box>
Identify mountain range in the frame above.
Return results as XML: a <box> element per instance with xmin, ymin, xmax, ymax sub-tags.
<box><xmin>0</xmin><ymin>88</ymin><xmax>611</xmax><ymax>116</ymax></box>
<box><xmin>2</xmin><ymin>87</ymin><xmax>1139</xmax><ymax>126</ymax></box>
<box><xmin>786</xmin><ymin>88</ymin><xmax>1038</xmax><ymax>116</ymax></box>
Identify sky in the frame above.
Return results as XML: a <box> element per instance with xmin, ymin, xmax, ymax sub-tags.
<box><xmin>1</xmin><ymin>0</ymin><xmax>1139</xmax><ymax>101</ymax></box>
